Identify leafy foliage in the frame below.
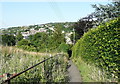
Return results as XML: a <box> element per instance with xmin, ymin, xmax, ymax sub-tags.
<box><xmin>58</xmin><ymin>43</ymin><xmax>70</xmax><ymax>53</ymax></box>
<box><xmin>73</xmin><ymin>13</ymin><xmax>95</xmax><ymax>41</ymax></box>
<box><xmin>52</xmin><ymin>24</ymin><xmax>65</xmax><ymax>46</ymax></box>
<box><xmin>28</xmin><ymin>32</ymin><xmax>49</xmax><ymax>52</ymax></box>
<box><xmin>73</xmin><ymin>0</ymin><xmax>120</xmax><ymax>42</ymax></box>
<box><xmin>92</xmin><ymin>0</ymin><xmax>120</xmax><ymax>24</ymax></box>
<box><xmin>72</xmin><ymin>17</ymin><xmax>120</xmax><ymax>82</ymax></box>
<box><xmin>17</xmin><ymin>39</ymin><xmax>30</xmax><ymax>46</ymax></box>
<box><xmin>1</xmin><ymin>34</ymin><xmax>16</xmax><ymax>46</ymax></box>
<box><xmin>16</xmin><ymin>32</ymin><xmax>23</xmax><ymax>41</ymax></box>
<box><xmin>17</xmin><ymin>27</ymin><xmax>68</xmax><ymax>52</ymax></box>
<box><xmin>1</xmin><ymin>22</ymin><xmax>74</xmax><ymax>52</ymax></box>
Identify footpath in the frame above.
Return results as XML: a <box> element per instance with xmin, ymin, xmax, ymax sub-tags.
<box><xmin>68</xmin><ymin>60</ymin><xmax>82</xmax><ymax>82</ymax></box>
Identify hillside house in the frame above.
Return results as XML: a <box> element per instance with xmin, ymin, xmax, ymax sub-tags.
<box><xmin>21</xmin><ymin>31</ymin><xmax>30</xmax><ymax>39</ymax></box>
<box><xmin>65</xmin><ymin>32</ymin><xmax>72</xmax><ymax>44</ymax></box>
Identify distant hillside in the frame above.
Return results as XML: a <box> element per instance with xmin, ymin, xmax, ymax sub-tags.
<box><xmin>1</xmin><ymin>22</ymin><xmax>75</xmax><ymax>46</ymax></box>
<box><xmin>1</xmin><ymin>22</ymin><xmax>75</xmax><ymax>35</ymax></box>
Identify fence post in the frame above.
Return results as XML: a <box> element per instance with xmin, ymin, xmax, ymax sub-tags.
<box><xmin>43</xmin><ymin>57</ymin><xmax>46</xmax><ymax>81</ymax></box>
<box><xmin>4</xmin><ymin>73</ymin><xmax>10</xmax><ymax>84</ymax></box>
<box><xmin>2</xmin><ymin>56</ymin><xmax>55</xmax><ymax>84</ymax></box>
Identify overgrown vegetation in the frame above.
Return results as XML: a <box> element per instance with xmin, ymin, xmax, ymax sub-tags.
<box><xmin>72</xmin><ymin>17</ymin><xmax>120</xmax><ymax>82</ymax></box>
<box><xmin>17</xmin><ymin>29</ymin><xmax>69</xmax><ymax>52</ymax></box>
<box><xmin>73</xmin><ymin>0</ymin><xmax>120</xmax><ymax>42</ymax></box>
<box><xmin>1</xmin><ymin>23</ymin><xmax>72</xmax><ymax>53</ymax></box>
<box><xmin>73</xmin><ymin>14</ymin><xmax>95</xmax><ymax>41</ymax></box>
<box><xmin>92</xmin><ymin>1</ymin><xmax>120</xmax><ymax>24</ymax></box>
<box><xmin>1</xmin><ymin>34</ymin><xmax>16</xmax><ymax>46</ymax></box>
<box><xmin>1</xmin><ymin>1</ymin><xmax>120</xmax><ymax>82</ymax></box>
<box><xmin>72</xmin><ymin>57</ymin><xmax>112</xmax><ymax>82</ymax></box>
<box><xmin>0</xmin><ymin>46</ymin><xmax>69</xmax><ymax>83</ymax></box>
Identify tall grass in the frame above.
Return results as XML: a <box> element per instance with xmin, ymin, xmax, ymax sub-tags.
<box><xmin>0</xmin><ymin>46</ymin><xmax>68</xmax><ymax>83</ymax></box>
<box><xmin>72</xmin><ymin>57</ymin><xmax>117</xmax><ymax>82</ymax></box>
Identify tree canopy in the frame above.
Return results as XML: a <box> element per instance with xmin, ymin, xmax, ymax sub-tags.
<box><xmin>92</xmin><ymin>0</ymin><xmax>120</xmax><ymax>24</ymax></box>
<box><xmin>2</xmin><ymin>34</ymin><xmax>16</xmax><ymax>46</ymax></box>
<box><xmin>73</xmin><ymin>0</ymin><xmax>120</xmax><ymax>42</ymax></box>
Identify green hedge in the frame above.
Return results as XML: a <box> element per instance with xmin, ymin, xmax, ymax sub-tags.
<box><xmin>72</xmin><ymin>17</ymin><xmax>120</xmax><ymax>81</ymax></box>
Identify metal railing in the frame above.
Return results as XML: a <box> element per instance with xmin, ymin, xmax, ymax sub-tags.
<box><xmin>1</xmin><ymin>54</ymin><xmax>61</xmax><ymax>84</ymax></box>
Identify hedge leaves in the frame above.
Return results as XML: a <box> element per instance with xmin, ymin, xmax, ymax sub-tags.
<box><xmin>72</xmin><ymin>17</ymin><xmax>120</xmax><ymax>81</ymax></box>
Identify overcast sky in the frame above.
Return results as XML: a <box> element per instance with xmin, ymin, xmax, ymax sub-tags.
<box><xmin>0</xmin><ymin>0</ymin><xmax>111</xmax><ymax>28</ymax></box>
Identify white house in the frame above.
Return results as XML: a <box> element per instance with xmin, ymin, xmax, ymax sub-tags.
<box><xmin>21</xmin><ymin>31</ymin><xmax>30</xmax><ymax>39</ymax></box>
<box><xmin>65</xmin><ymin>32</ymin><xmax>73</xmax><ymax>44</ymax></box>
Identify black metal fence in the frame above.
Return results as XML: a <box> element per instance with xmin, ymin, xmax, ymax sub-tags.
<box><xmin>1</xmin><ymin>54</ymin><xmax>59</xmax><ymax>84</ymax></box>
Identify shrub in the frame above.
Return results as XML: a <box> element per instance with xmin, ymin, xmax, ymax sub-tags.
<box><xmin>17</xmin><ymin>39</ymin><xmax>30</xmax><ymax>46</ymax></box>
<box><xmin>72</xmin><ymin>17</ymin><xmax>120</xmax><ymax>81</ymax></box>
<box><xmin>1</xmin><ymin>34</ymin><xmax>16</xmax><ymax>46</ymax></box>
<box><xmin>58</xmin><ymin>43</ymin><xmax>70</xmax><ymax>53</ymax></box>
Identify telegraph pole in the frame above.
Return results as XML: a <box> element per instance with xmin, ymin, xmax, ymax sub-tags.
<box><xmin>73</xmin><ymin>28</ymin><xmax>75</xmax><ymax>45</ymax></box>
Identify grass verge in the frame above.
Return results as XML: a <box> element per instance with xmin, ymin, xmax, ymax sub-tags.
<box><xmin>72</xmin><ymin>57</ymin><xmax>117</xmax><ymax>82</ymax></box>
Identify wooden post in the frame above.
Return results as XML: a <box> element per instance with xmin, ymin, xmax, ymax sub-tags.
<box><xmin>43</xmin><ymin>57</ymin><xmax>46</xmax><ymax>80</ymax></box>
<box><xmin>4</xmin><ymin>73</ymin><xmax>10</xmax><ymax>84</ymax></box>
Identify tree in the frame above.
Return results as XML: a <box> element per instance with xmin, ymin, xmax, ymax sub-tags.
<box><xmin>92</xmin><ymin>0</ymin><xmax>120</xmax><ymax>24</ymax></box>
<box><xmin>73</xmin><ymin>0</ymin><xmax>120</xmax><ymax>42</ymax></box>
<box><xmin>28</xmin><ymin>32</ymin><xmax>49</xmax><ymax>52</ymax></box>
<box><xmin>58</xmin><ymin>43</ymin><xmax>69</xmax><ymax>52</ymax></box>
<box><xmin>16</xmin><ymin>32</ymin><xmax>23</xmax><ymax>41</ymax></box>
<box><xmin>52</xmin><ymin>23</ymin><xmax>65</xmax><ymax>45</ymax></box>
<box><xmin>73</xmin><ymin>13</ymin><xmax>95</xmax><ymax>41</ymax></box>
<box><xmin>2</xmin><ymin>34</ymin><xmax>16</xmax><ymax>46</ymax></box>
<box><xmin>17</xmin><ymin>39</ymin><xmax>30</xmax><ymax>46</ymax></box>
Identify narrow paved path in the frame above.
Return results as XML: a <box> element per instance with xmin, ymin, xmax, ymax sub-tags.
<box><xmin>68</xmin><ymin>60</ymin><xmax>82</xmax><ymax>82</ymax></box>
